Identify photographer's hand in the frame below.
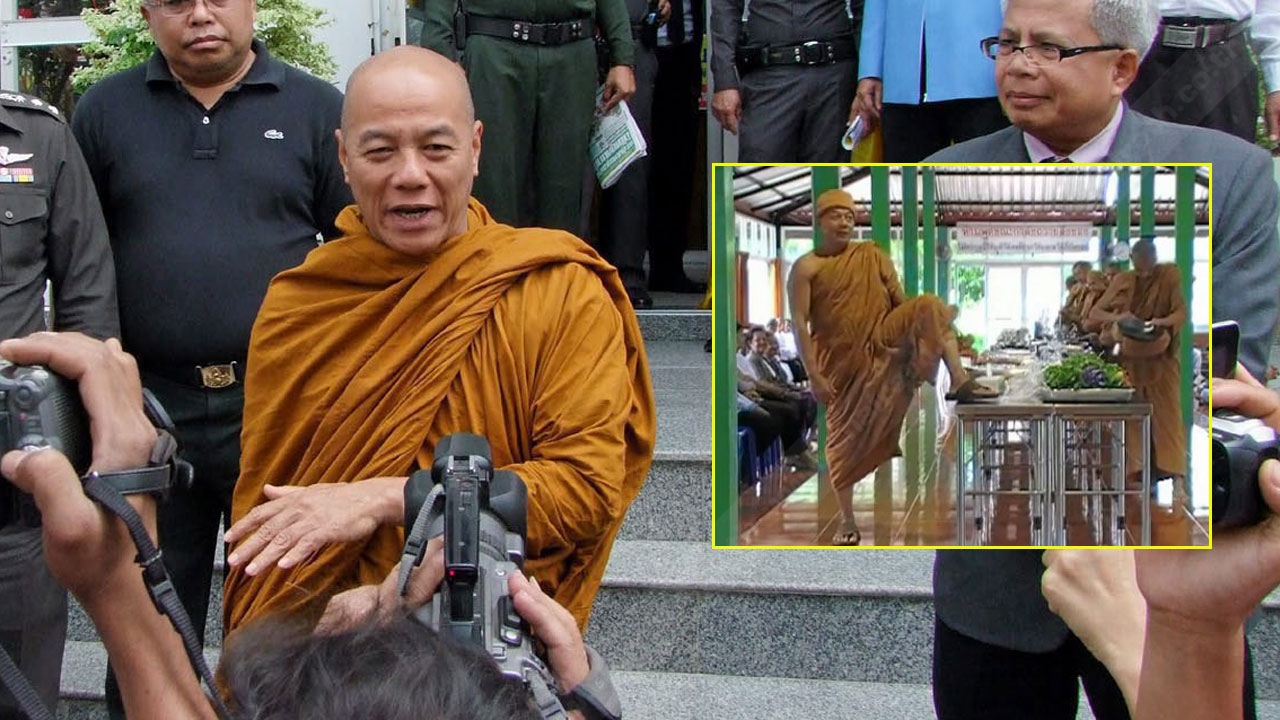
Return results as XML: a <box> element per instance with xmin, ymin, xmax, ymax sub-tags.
<box><xmin>0</xmin><ymin>333</ymin><xmax>213</xmax><ymax>720</ymax></box>
<box><xmin>226</xmin><ymin>476</ymin><xmax>407</xmax><ymax>575</ymax></box>
<box><xmin>1130</xmin><ymin>365</ymin><xmax>1280</xmax><ymax>720</ymax></box>
<box><xmin>315</xmin><ymin>536</ymin><xmax>444</xmax><ymax>635</ymax></box>
<box><xmin>0</xmin><ymin>332</ymin><xmax>155</xmax><ymax>471</ymax></box>
<box><xmin>510</xmin><ymin>571</ymin><xmax>590</xmax><ymax>693</ymax></box>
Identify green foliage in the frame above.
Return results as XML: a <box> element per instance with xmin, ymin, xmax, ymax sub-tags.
<box><xmin>71</xmin><ymin>0</ymin><xmax>336</xmax><ymax>94</ymax></box>
<box><xmin>953</xmin><ymin>265</ymin><xmax>986</xmax><ymax>306</ymax></box>
<box><xmin>1043</xmin><ymin>352</ymin><xmax>1129</xmax><ymax>390</ymax></box>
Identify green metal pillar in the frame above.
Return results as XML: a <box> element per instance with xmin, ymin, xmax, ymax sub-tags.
<box><xmin>1134</xmin><ymin>165</ymin><xmax>1155</xmax><ymax>274</ymax></box>
<box><xmin>923</xmin><ymin>167</ymin><xmax>937</xmax><ymax>295</ymax></box>
<box><xmin>1116</xmin><ymin>168</ymin><xmax>1131</xmax><ymax>265</ymax></box>
<box><xmin>1175</xmin><ymin>166</ymin><xmax>1196</xmax><ymax>472</ymax></box>
<box><xmin>1099</xmin><ymin>224</ymin><xmax>1113</xmax><ymax>269</ymax></box>
<box><xmin>900</xmin><ymin>166</ymin><xmax>921</xmax><ymax>542</ymax></box>
<box><xmin>921</xmin><ymin>167</ymin><xmax>938</xmax><ymax>543</ymax></box>
<box><xmin>903</xmin><ymin>167</ymin><xmax>919</xmax><ymax>297</ymax></box>
<box><xmin>937</xmin><ymin>225</ymin><xmax>951</xmax><ymax>302</ymax></box>
<box><xmin>713</xmin><ymin>164</ymin><xmax>738</xmax><ymax>546</ymax></box>
<box><xmin>871</xmin><ymin>166</ymin><xmax>891</xmax><ymax>253</ymax></box>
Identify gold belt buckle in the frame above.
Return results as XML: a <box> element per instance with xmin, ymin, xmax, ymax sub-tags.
<box><xmin>198</xmin><ymin>363</ymin><xmax>236</xmax><ymax>389</ymax></box>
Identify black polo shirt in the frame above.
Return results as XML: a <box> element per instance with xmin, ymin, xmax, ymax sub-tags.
<box><xmin>71</xmin><ymin>40</ymin><xmax>352</xmax><ymax>369</ymax></box>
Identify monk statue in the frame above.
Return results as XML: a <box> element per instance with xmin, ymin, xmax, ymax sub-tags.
<box><xmin>1087</xmin><ymin>239</ymin><xmax>1188</xmax><ymax>544</ymax></box>
<box><xmin>787</xmin><ymin>189</ymin><xmax>998</xmax><ymax>546</ymax></box>
<box><xmin>219</xmin><ymin>47</ymin><xmax>656</xmax><ymax>635</ymax></box>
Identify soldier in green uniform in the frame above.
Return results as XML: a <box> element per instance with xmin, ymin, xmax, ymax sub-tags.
<box><xmin>0</xmin><ymin>89</ymin><xmax>119</xmax><ymax>720</ymax></box>
<box><xmin>424</xmin><ymin>0</ymin><xmax>636</xmax><ymax>234</ymax></box>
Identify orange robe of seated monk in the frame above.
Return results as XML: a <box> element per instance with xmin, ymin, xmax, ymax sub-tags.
<box><xmin>223</xmin><ymin>200</ymin><xmax>656</xmax><ymax>635</ymax></box>
<box><xmin>1114</xmin><ymin>264</ymin><xmax>1187</xmax><ymax>478</ymax></box>
<box><xmin>809</xmin><ymin>242</ymin><xmax>949</xmax><ymax>491</ymax></box>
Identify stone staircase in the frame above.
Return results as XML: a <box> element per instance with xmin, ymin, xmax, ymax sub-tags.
<box><xmin>53</xmin><ymin>309</ymin><xmax>1280</xmax><ymax>719</ymax></box>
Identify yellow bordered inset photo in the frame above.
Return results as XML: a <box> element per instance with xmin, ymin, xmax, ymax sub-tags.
<box><xmin>711</xmin><ymin>162</ymin><xmax>1214</xmax><ymax>551</ymax></box>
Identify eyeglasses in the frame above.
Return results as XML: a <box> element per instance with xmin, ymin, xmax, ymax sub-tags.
<box><xmin>146</xmin><ymin>0</ymin><xmax>236</xmax><ymax>17</ymax></box>
<box><xmin>981</xmin><ymin>37</ymin><xmax>1123</xmax><ymax>65</ymax></box>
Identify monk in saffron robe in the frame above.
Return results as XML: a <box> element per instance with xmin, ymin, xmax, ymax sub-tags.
<box><xmin>1088</xmin><ymin>239</ymin><xmax>1187</xmax><ymax>544</ymax></box>
<box><xmin>1058</xmin><ymin>261</ymin><xmax>1093</xmax><ymax>330</ymax></box>
<box><xmin>220</xmin><ymin>47</ymin><xmax>655</xmax><ymax>635</ymax></box>
<box><xmin>787</xmin><ymin>189</ymin><xmax>996</xmax><ymax>545</ymax></box>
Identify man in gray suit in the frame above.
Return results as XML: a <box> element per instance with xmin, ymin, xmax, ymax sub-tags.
<box><xmin>926</xmin><ymin>0</ymin><xmax>1278</xmax><ymax>717</ymax></box>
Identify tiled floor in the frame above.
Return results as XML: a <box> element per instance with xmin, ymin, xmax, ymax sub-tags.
<box><xmin>739</xmin><ymin>390</ymin><xmax>1212</xmax><ymax>547</ymax></box>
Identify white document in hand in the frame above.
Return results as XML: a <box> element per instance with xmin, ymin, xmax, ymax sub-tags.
<box><xmin>589</xmin><ymin>88</ymin><xmax>648</xmax><ymax>190</ymax></box>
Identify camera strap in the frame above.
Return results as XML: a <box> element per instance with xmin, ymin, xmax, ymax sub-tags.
<box><xmin>80</xmin><ymin>473</ymin><xmax>233</xmax><ymax>720</ymax></box>
<box><xmin>0</xmin><ymin>646</ymin><xmax>53</xmax><ymax>720</ymax></box>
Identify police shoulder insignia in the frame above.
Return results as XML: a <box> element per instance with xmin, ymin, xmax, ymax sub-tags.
<box><xmin>0</xmin><ymin>92</ymin><xmax>64</xmax><ymax>122</ymax></box>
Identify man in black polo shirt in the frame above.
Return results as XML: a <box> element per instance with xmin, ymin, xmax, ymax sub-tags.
<box><xmin>69</xmin><ymin>0</ymin><xmax>351</xmax><ymax>716</ymax></box>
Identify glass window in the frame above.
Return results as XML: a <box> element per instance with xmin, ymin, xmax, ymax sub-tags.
<box><xmin>17</xmin><ymin>0</ymin><xmax>109</xmax><ymax>19</ymax></box>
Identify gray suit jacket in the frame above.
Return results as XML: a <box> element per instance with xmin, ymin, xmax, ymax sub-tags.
<box><xmin>928</xmin><ymin>107</ymin><xmax>1280</xmax><ymax>652</ymax></box>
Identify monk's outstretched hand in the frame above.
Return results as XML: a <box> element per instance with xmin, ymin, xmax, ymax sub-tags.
<box><xmin>225</xmin><ymin>476</ymin><xmax>408</xmax><ymax>576</ymax></box>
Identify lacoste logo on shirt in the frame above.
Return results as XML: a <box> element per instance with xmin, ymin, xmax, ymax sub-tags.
<box><xmin>264</xmin><ymin>129</ymin><xmax>284</xmax><ymax>140</ymax></box>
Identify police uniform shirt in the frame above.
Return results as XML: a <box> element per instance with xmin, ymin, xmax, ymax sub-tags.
<box><xmin>0</xmin><ymin>92</ymin><xmax>118</xmax><ymax>341</ymax></box>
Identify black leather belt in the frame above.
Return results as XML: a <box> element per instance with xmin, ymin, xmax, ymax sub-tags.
<box><xmin>145</xmin><ymin>361</ymin><xmax>243</xmax><ymax>390</ymax></box>
<box><xmin>465</xmin><ymin>14</ymin><xmax>595</xmax><ymax>46</ymax></box>
<box><xmin>1158</xmin><ymin>16</ymin><xmax>1249</xmax><ymax>49</ymax></box>
<box><xmin>735</xmin><ymin>36</ymin><xmax>856</xmax><ymax>74</ymax></box>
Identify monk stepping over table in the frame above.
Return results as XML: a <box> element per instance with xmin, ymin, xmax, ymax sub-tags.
<box><xmin>788</xmin><ymin>189</ymin><xmax>999</xmax><ymax>546</ymax></box>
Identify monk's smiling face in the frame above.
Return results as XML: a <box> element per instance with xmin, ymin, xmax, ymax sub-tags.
<box><xmin>817</xmin><ymin>207</ymin><xmax>855</xmax><ymax>247</ymax></box>
<box><xmin>337</xmin><ymin>48</ymin><xmax>482</xmax><ymax>258</ymax></box>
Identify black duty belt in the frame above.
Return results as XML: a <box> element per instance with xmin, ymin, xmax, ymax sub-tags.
<box><xmin>1158</xmin><ymin>16</ymin><xmax>1249</xmax><ymax>49</ymax></box>
<box><xmin>735</xmin><ymin>36</ymin><xmax>856</xmax><ymax>74</ymax></box>
<box><xmin>145</xmin><ymin>360</ymin><xmax>243</xmax><ymax>390</ymax></box>
<box><xmin>465</xmin><ymin>14</ymin><xmax>595</xmax><ymax>46</ymax></box>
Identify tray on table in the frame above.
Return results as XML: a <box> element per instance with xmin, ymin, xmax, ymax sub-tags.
<box><xmin>1038</xmin><ymin>388</ymin><xmax>1136</xmax><ymax>403</ymax></box>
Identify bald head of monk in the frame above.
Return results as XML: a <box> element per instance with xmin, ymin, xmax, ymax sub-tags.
<box><xmin>1131</xmin><ymin>239</ymin><xmax>1157</xmax><ymax>274</ymax></box>
<box><xmin>337</xmin><ymin>46</ymin><xmax>482</xmax><ymax>259</ymax></box>
<box><xmin>814</xmin><ymin>189</ymin><xmax>856</xmax><ymax>252</ymax></box>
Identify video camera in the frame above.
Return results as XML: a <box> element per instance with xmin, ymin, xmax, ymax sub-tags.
<box><xmin>401</xmin><ymin>434</ymin><xmax>566</xmax><ymax>716</ymax></box>
<box><xmin>0</xmin><ymin>362</ymin><xmax>90</xmax><ymax>530</ymax></box>
<box><xmin>1210</xmin><ymin>320</ymin><xmax>1278</xmax><ymax>529</ymax></box>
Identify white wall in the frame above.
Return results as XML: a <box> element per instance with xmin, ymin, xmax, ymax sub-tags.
<box><xmin>309</xmin><ymin>1</ymin><xmax>374</xmax><ymax>91</ymax></box>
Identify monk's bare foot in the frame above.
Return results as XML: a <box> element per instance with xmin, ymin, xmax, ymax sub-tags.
<box><xmin>832</xmin><ymin>517</ymin><xmax>861</xmax><ymax>546</ymax></box>
<box><xmin>946</xmin><ymin>376</ymin><xmax>1000</xmax><ymax>402</ymax></box>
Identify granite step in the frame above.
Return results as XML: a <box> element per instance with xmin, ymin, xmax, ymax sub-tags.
<box><xmin>635</xmin><ymin>310</ymin><xmax>710</xmax><ymax>344</ymax></box>
<box><xmin>57</xmin><ymin>640</ymin><xmax>1280</xmax><ymax>720</ymax></box>
<box><xmin>586</xmin><ymin>539</ymin><xmax>1280</xmax><ymax>702</ymax></box>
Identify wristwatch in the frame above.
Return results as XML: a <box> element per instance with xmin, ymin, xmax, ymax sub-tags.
<box><xmin>557</xmin><ymin>645</ymin><xmax>622</xmax><ymax>720</ymax></box>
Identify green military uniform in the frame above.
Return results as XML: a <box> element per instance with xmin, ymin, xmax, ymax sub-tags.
<box><xmin>424</xmin><ymin>0</ymin><xmax>634</xmax><ymax>234</ymax></box>
<box><xmin>0</xmin><ymin>90</ymin><xmax>119</xmax><ymax>719</ymax></box>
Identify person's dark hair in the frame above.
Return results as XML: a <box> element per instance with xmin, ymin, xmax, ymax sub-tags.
<box><xmin>219</xmin><ymin>612</ymin><xmax>541</xmax><ymax>720</ymax></box>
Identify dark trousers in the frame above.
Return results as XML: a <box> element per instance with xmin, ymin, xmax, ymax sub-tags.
<box><xmin>756</xmin><ymin>397</ymin><xmax>802</xmax><ymax>452</ymax></box>
<box><xmin>933</xmin><ymin>614</ymin><xmax>1258</xmax><ymax>720</ymax></box>
<box><xmin>105</xmin><ymin>372</ymin><xmax>244</xmax><ymax>719</ymax></box>
<box><xmin>598</xmin><ymin>42</ymin><xmax>658</xmax><ymax>290</ymax></box>
<box><xmin>739</xmin><ymin>406</ymin><xmax>781</xmax><ymax>450</ymax></box>
<box><xmin>0</xmin><ymin>526</ymin><xmax>66</xmax><ymax>719</ymax></box>
<box><xmin>1127</xmin><ymin>32</ymin><xmax>1259</xmax><ymax>144</ymax></box>
<box><xmin>738</xmin><ymin>59</ymin><xmax>857</xmax><ymax>163</ymax></box>
<box><xmin>647</xmin><ymin>40</ymin><xmax>703</xmax><ymax>287</ymax></box>
<box><xmin>466</xmin><ymin>36</ymin><xmax>598</xmax><ymax>234</ymax></box>
<box><xmin>881</xmin><ymin>97</ymin><xmax>1010</xmax><ymax>163</ymax></box>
